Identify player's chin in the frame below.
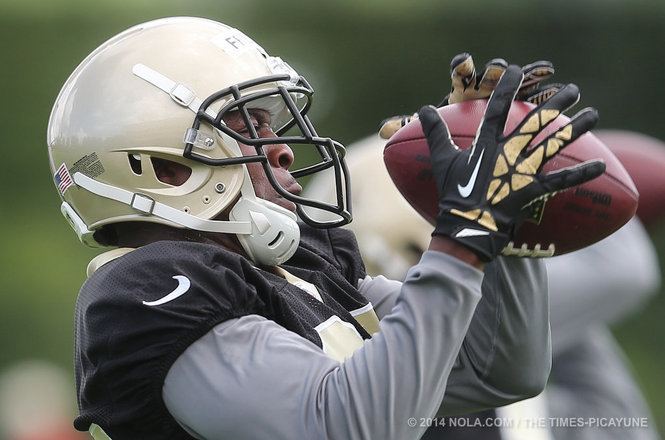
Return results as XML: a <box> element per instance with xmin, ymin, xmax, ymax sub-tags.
<box><xmin>277</xmin><ymin>183</ymin><xmax>302</xmax><ymax>213</ymax></box>
<box><xmin>276</xmin><ymin>198</ymin><xmax>298</xmax><ymax>213</ymax></box>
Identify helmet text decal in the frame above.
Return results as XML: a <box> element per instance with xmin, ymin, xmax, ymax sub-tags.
<box><xmin>70</xmin><ymin>153</ymin><xmax>105</xmax><ymax>178</ymax></box>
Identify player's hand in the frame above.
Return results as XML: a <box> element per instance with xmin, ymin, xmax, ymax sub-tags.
<box><xmin>443</xmin><ymin>53</ymin><xmax>509</xmax><ymax>104</ymax></box>
<box><xmin>421</xmin><ymin>65</ymin><xmax>605</xmax><ymax>261</ymax></box>
<box><xmin>442</xmin><ymin>52</ymin><xmax>561</xmax><ymax>105</ymax></box>
<box><xmin>379</xmin><ymin>53</ymin><xmax>561</xmax><ymax>139</ymax></box>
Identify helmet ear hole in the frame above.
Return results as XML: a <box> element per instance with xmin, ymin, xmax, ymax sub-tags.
<box><xmin>151</xmin><ymin>157</ymin><xmax>192</xmax><ymax>186</ymax></box>
<box><xmin>128</xmin><ymin>154</ymin><xmax>142</xmax><ymax>175</ymax></box>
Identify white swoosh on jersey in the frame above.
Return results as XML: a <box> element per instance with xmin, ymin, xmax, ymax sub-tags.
<box><xmin>142</xmin><ymin>275</ymin><xmax>191</xmax><ymax>306</ymax></box>
<box><xmin>457</xmin><ymin>149</ymin><xmax>485</xmax><ymax>198</ymax></box>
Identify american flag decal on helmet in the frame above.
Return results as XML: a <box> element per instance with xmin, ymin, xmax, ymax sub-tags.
<box><xmin>54</xmin><ymin>163</ymin><xmax>74</xmax><ymax>195</ymax></box>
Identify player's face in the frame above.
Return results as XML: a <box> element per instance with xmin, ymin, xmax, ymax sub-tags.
<box><xmin>223</xmin><ymin>110</ymin><xmax>302</xmax><ymax>212</ymax></box>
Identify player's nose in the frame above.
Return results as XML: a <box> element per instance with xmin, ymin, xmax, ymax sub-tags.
<box><xmin>265</xmin><ymin>142</ymin><xmax>295</xmax><ymax>170</ymax></box>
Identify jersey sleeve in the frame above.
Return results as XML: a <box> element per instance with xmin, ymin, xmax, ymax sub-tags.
<box><xmin>163</xmin><ymin>251</ymin><xmax>483</xmax><ymax>440</ymax></box>
<box><xmin>74</xmin><ymin>241</ymin><xmax>266</xmax><ymax>438</ymax></box>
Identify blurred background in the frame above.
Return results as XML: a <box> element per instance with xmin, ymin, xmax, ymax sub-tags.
<box><xmin>0</xmin><ymin>0</ymin><xmax>663</xmax><ymax>438</ymax></box>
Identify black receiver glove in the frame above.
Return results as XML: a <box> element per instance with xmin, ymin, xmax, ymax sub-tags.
<box><xmin>422</xmin><ymin>65</ymin><xmax>605</xmax><ymax>261</ymax></box>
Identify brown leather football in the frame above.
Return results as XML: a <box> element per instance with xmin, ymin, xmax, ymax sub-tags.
<box><xmin>384</xmin><ymin>100</ymin><xmax>639</xmax><ymax>256</ymax></box>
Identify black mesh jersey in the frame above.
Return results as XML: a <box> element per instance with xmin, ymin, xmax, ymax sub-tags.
<box><xmin>73</xmin><ymin>225</ymin><xmax>369</xmax><ymax>439</ymax></box>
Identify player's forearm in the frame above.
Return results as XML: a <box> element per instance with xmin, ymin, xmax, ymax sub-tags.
<box><xmin>429</xmin><ymin>235</ymin><xmax>485</xmax><ymax>270</ymax></box>
<box><xmin>438</xmin><ymin>256</ymin><xmax>551</xmax><ymax>415</ymax></box>
<box><xmin>321</xmin><ymin>251</ymin><xmax>482</xmax><ymax>439</ymax></box>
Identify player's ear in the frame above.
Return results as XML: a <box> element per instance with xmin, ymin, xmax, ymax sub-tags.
<box><xmin>151</xmin><ymin>157</ymin><xmax>192</xmax><ymax>186</ymax></box>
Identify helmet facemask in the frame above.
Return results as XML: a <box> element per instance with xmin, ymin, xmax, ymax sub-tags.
<box><xmin>184</xmin><ymin>72</ymin><xmax>352</xmax><ymax>228</ymax></box>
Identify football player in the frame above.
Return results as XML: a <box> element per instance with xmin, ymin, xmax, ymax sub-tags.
<box><xmin>47</xmin><ymin>18</ymin><xmax>604</xmax><ymax>440</ymax></box>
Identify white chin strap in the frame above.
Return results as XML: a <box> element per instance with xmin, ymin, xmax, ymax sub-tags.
<box><xmin>71</xmin><ymin>172</ymin><xmax>300</xmax><ymax>266</ymax></box>
<box><xmin>230</xmin><ymin>197</ymin><xmax>300</xmax><ymax>266</ymax></box>
<box><xmin>228</xmin><ymin>159</ymin><xmax>301</xmax><ymax>266</ymax></box>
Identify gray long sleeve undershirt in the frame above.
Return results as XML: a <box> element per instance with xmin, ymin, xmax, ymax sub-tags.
<box><xmin>362</xmin><ymin>255</ymin><xmax>550</xmax><ymax>415</ymax></box>
<box><xmin>163</xmin><ymin>251</ymin><xmax>548</xmax><ymax>440</ymax></box>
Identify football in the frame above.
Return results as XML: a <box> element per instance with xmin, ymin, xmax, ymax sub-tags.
<box><xmin>384</xmin><ymin>100</ymin><xmax>639</xmax><ymax>256</ymax></box>
<box><xmin>596</xmin><ymin>130</ymin><xmax>665</xmax><ymax>230</ymax></box>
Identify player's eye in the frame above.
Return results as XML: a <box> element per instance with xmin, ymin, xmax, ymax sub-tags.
<box><xmin>237</xmin><ymin>122</ymin><xmax>260</xmax><ymax>135</ymax></box>
<box><xmin>247</xmin><ymin>115</ymin><xmax>274</xmax><ymax>138</ymax></box>
<box><xmin>223</xmin><ymin>110</ymin><xmax>272</xmax><ymax>138</ymax></box>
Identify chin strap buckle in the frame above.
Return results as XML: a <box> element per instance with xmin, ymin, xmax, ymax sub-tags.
<box><xmin>170</xmin><ymin>84</ymin><xmax>196</xmax><ymax>107</ymax></box>
<box><xmin>130</xmin><ymin>193</ymin><xmax>156</xmax><ymax>214</ymax></box>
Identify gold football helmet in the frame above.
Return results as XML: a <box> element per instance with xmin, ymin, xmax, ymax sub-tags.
<box><xmin>47</xmin><ymin>17</ymin><xmax>351</xmax><ymax>265</ymax></box>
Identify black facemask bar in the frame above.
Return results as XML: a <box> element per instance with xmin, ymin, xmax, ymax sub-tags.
<box><xmin>182</xmin><ymin>73</ymin><xmax>352</xmax><ymax>228</ymax></box>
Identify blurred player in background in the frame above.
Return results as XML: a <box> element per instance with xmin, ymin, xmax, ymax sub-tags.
<box><xmin>306</xmin><ymin>54</ymin><xmax>662</xmax><ymax>439</ymax></box>
<box><xmin>0</xmin><ymin>360</ymin><xmax>87</xmax><ymax>440</ymax></box>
